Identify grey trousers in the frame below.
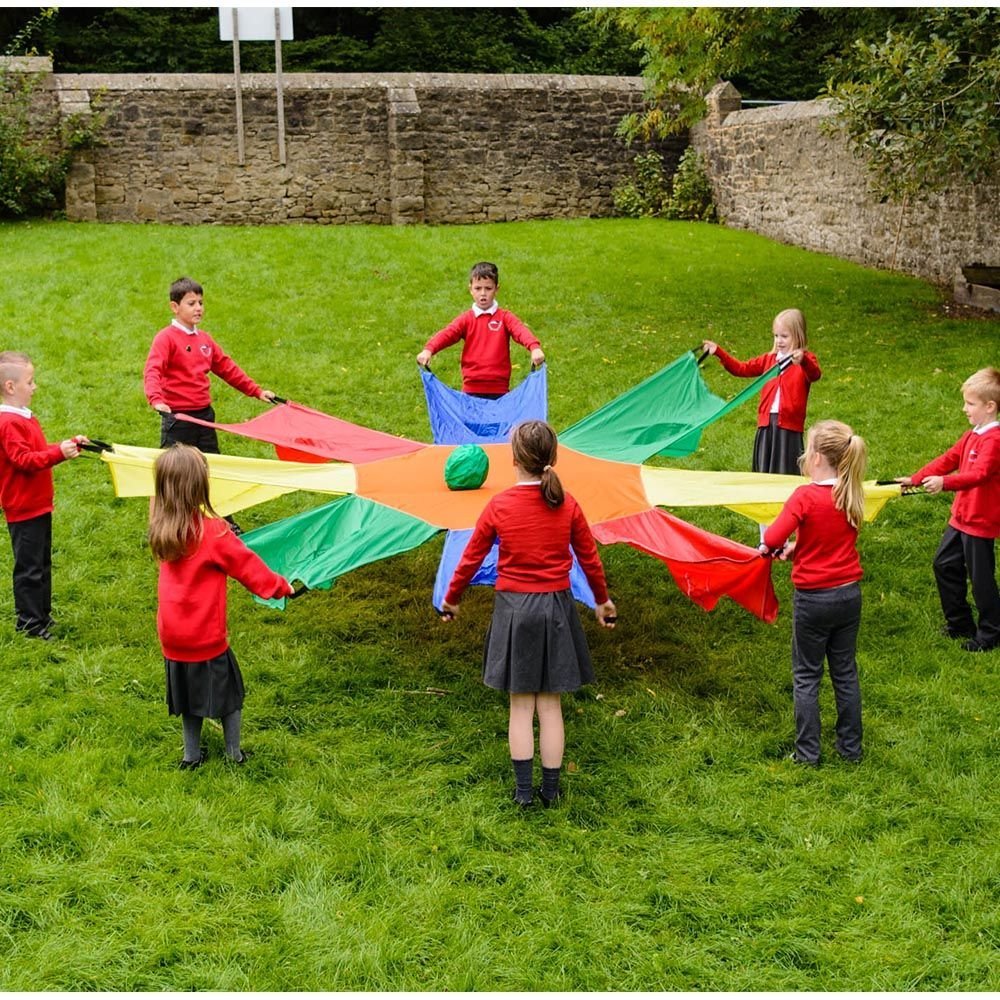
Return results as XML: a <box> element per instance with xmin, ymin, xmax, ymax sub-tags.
<box><xmin>791</xmin><ymin>582</ymin><xmax>863</xmax><ymax>763</ymax></box>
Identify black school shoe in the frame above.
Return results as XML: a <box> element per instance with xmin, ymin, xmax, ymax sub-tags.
<box><xmin>537</xmin><ymin>787</ymin><xmax>562</xmax><ymax>808</ymax></box>
<box><xmin>178</xmin><ymin>750</ymin><xmax>206</xmax><ymax>770</ymax></box>
<box><xmin>963</xmin><ymin>637</ymin><xmax>998</xmax><ymax>653</ymax></box>
<box><xmin>941</xmin><ymin>624</ymin><xmax>976</xmax><ymax>640</ymax></box>
<box><xmin>511</xmin><ymin>788</ymin><xmax>533</xmax><ymax>808</ymax></box>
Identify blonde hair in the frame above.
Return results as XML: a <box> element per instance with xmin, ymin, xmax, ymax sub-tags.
<box><xmin>510</xmin><ymin>420</ymin><xmax>564</xmax><ymax>508</ymax></box>
<box><xmin>148</xmin><ymin>444</ymin><xmax>218</xmax><ymax>562</ymax></box>
<box><xmin>0</xmin><ymin>351</ymin><xmax>32</xmax><ymax>387</ymax></box>
<box><xmin>962</xmin><ymin>367</ymin><xmax>1000</xmax><ymax>408</ymax></box>
<box><xmin>803</xmin><ymin>419</ymin><xmax>867</xmax><ymax>529</ymax></box>
<box><xmin>773</xmin><ymin>308</ymin><xmax>807</xmax><ymax>350</ymax></box>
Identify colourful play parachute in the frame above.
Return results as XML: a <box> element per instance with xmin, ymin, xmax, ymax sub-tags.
<box><xmin>99</xmin><ymin>353</ymin><xmax>900</xmax><ymax>619</ymax></box>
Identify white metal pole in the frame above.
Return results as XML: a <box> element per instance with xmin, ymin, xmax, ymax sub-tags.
<box><xmin>232</xmin><ymin>8</ymin><xmax>245</xmax><ymax>165</ymax></box>
<box><xmin>274</xmin><ymin>7</ymin><xmax>286</xmax><ymax>165</ymax></box>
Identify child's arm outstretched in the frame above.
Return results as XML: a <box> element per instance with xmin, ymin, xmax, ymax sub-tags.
<box><xmin>569</xmin><ymin>501</ymin><xmax>616</xmax><ymax>628</ymax></box>
<box><xmin>700</xmin><ymin>341</ymin><xmax>772</xmax><ymax>378</ymax></box>
<box><xmin>440</xmin><ymin>506</ymin><xmax>499</xmax><ymax>620</ymax></box>
<box><xmin>215</xmin><ymin>523</ymin><xmax>294</xmax><ymax>600</ymax></box>
<box><xmin>417</xmin><ymin>314</ymin><xmax>470</xmax><ymax>368</ymax></box>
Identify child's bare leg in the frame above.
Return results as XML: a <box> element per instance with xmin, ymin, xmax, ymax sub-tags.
<box><xmin>536</xmin><ymin>693</ymin><xmax>564</xmax><ymax>768</ymax></box>
<box><xmin>536</xmin><ymin>692</ymin><xmax>565</xmax><ymax>804</ymax></box>
<box><xmin>508</xmin><ymin>692</ymin><xmax>537</xmax><ymax>806</ymax></box>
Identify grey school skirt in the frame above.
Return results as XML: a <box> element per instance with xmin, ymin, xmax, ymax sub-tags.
<box><xmin>752</xmin><ymin>415</ymin><xmax>804</xmax><ymax>476</ymax></box>
<box><xmin>165</xmin><ymin>646</ymin><xmax>245</xmax><ymax>718</ymax></box>
<box><xmin>482</xmin><ymin>590</ymin><xmax>595</xmax><ymax>694</ymax></box>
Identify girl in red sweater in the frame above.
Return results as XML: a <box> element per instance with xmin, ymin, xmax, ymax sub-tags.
<box><xmin>149</xmin><ymin>445</ymin><xmax>293</xmax><ymax>769</ymax></box>
<box><xmin>440</xmin><ymin>420</ymin><xmax>617</xmax><ymax>807</ymax></box>
<box><xmin>761</xmin><ymin>420</ymin><xmax>867</xmax><ymax>766</ymax></box>
<box><xmin>703</xmin><ymin>308</ymin><xmax>821</xmax><ymax>478</ymax></box>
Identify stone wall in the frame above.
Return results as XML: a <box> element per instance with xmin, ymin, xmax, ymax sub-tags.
<box><xmin>690</xmin><ymin>83</ymin><xmax>1000</xmax><ymax>286</ymax></box>
<box><xmin>48</xmin><ymin>70</ymin><xmax>683</xmax><ymax>226</ymax></box>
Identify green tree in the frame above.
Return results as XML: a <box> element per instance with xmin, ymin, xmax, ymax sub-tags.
<box><xmin>825</xmin><ymin>8</ymin><xmax>1000</xmax><ymax>202</ymax></box>
<box><xmin>0</xmin><ymin>7</ymin><xmax>641</xmax><ymax>76</ymax></box>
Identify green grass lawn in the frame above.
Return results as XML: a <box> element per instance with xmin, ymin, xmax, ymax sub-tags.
<box><xmin>0</xmin><ymin>217</ymin><xmax>997</xmax><ymax>990</ymax></box>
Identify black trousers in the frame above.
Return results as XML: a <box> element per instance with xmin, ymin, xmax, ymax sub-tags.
<box><xmin>8</xmin><ymin>513</ymin><xmax>52</xmax><ymax>634</ymax></box>
<box><xmin>932</xmin><ymin>526</ymin><xmax>1000</xmax><ymax>645</ymax></box>
<box><xmin>159</xmin><ymin>405</ymin><xmax>221</xmax><ymax>453</ymax></box>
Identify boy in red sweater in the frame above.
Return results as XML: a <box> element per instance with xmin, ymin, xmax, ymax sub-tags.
<box><xmin>416</xmin><ymin>262</ymin><xmax>545</xmax><ymax>398</ymax></box>
<box><xmin>144</xmin><ymin>276</ymin><xmax>276</xmax><ymax>452</ymax></box>
<box><xmin>898</xmin><ymin>367</ymin><xmax>1000</xmax><ymax>653</ymax></box>
<box><xmin>0</xmin><ymin>352</ymin><xmax>86</xmax><ymax>640</ymax></box>
<box><xmin>144</xmin><ymin>276</ymin><xmax>276</xmax><ymax>533</ymax></box>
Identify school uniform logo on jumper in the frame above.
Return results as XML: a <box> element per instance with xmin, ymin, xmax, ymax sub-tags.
<box><xmin>200</xmin><ymin>344</ymin><xmax>212</xmax><ymax>357</ymax></box>
<box><xmin>488</xmin><ymin>319</ymin><xmax>503</xmax><ymax>332</ymax></box>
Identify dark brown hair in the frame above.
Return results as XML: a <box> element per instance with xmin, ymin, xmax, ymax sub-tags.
<box><xmin>511</xmin><ymin>420</ymin><xmax>564</xmax><ymax>508</ymax></box>
<box><xmin>170</xmin><ymin>276</ymin><xmax>203</xmax><ymax>303</ymax></box>
<box><xmin>469</xmin><ymin>261</ymin><xmax>499</xmax><ymax>285</ymax></box>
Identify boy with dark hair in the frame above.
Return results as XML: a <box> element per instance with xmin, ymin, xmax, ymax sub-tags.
<box><xmin>144</xmin><ymin>277</ymin><xmax>276</xmax><ymax>533</ymax></box>
<box><xmin>0</xmin><ymin>352</ymin><xmax>86</xmax><ymax>640</ymax></box>
<box><xmin>899</xmin><ymin>367</ymin><xmax>1000</xmax><ymax>652</ymax></box>
<box><xmin>144</xmin><ymin>276</ymin><xmax>275</xmax><ymax>453</ymax></box>
<box><xmin>416</xmin><ymin>261</ymin><xmax>545</xmax><ymax>398</ymax></box>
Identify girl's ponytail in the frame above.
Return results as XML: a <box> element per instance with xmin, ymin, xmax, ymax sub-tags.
<box><xmin>834</xmin><ymin>433</ymin><xmax>868</xmax><ymax>530</ymax></box>
<box><xmin>809</xmin><ymin>420</ymin><xmax>867</xmax><ymax>529</ymax></box>
<box><xmin>540</xmin><ymin>463</ymin><xmax>565</xmax><ymax>509</ymax></box>
<box><xmin>511</xmin><ymin>420</ymin><xmax>564</xmax><ymax>508</ymax></box>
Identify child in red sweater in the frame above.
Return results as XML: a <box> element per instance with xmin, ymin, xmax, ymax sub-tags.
<box><xmin>762</xmin><ymin>419</ymin><xmax>867</xmax><ymax>766</ymax></box>
<box><xmin>0</xmin><ymin>352</ymin><xmax>87</xmax><ymax>640</ymax></box>
<box><xmin>897</xmin><ymin>367</ymin><xmax>1000</xmax><ymax>653</ymax></box>
<box><xmin>149</xmin><ymin>444</ymin><xmax>293</xmax><ymax>769</ymax></box>
<box><xmin>144</xmin><ymin>276</ymin><xmax>276</xmax><ymax>452</ymax></box>
<box><xmin>145</xmin><ymin>276</ymin><xmax>276</xmax><ymax>534</ymax></box>
<box><xmin>440</xmin><ymin>420</ymin><xmax>616</xmax><ymax>807</ymax></box>
<box><xmin>416</xmin><ymin>262</ymin><xmax>545</xmax><ymax>398</ymax></box>
<box><xmin>703</xmin><ymin>308</ymin><xmax>821</xmax><ymax>477</ymax></box>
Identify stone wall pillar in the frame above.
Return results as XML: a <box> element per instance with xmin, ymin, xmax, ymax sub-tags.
<box><xmin>387</xmin><ymin>86</ymin><xmax>424</xmax><ymax>225</ymax></box>
<box><xmin>704</xmin><ymin>81</ymin><xmax>742</xmax><ymax>128</ymax></box>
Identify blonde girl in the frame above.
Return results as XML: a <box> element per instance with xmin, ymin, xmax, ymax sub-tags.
<box><xmin>440</xmin><ymin>420</ymin><xmax>616</xmax><ymax>807</ymax></box>
<box><xmin>761</xmin><ymin>420</ymin><xmax>867</xmax><ymax>765</ymax></box>
<box><xmin>703</xmin><ymin>308</ymin><xmax>821</xmax><ymax>477</ymax></box>
<box><xmin>150</xmin><ymin>444</ymin><xmax>292</xmax><ymax>768</ymax></box>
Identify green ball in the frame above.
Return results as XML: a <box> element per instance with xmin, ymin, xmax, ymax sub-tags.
<box><xmin>444</xmin><ymin>444</ymin><xmax>490</xmax><ymax>491</ymax></box>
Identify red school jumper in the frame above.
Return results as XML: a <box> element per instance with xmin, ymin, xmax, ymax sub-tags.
<box><xmin>144</xmin><ymin>322</ymin><xmax>262</xmax><ymax>412</ymax></box>
<box><xmin>910</xmin><ymin>426</ymin><xmax>1000</xmax><ymax>539</ymax></box>
<box><xmin>445</xmin><ymin>484</ymin><xmax>609</xmax><ymax>605</ymax></box>
<box><xmin>424</xmin><ymin>304</ymin><xmax>540</xmax><ymax>396</ymax></box>
<box><xmin>157</xmin><ymin>517</ymin><xmax>292</xmax><ymax>662</ymax></box>
<box><xmin>713</xmin><ymin>348</ymin><xmax>821</xmax><ymax>432</ymax></box>
<box><xmin>762</xmin><ymin>482</ymin><xmax>862</xmax><ymax>591</ymax></box>
<box><xmin>0</xmin><ymin>409</ymin><xmax>66</xmax><ymax>523</ymax></box>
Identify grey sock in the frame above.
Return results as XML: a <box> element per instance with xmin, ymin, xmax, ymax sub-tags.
<box><xmin>222</xmin><ymin>709</ymin><xmax>243</xmax><ymax>760</ymax></box>
<box><xmin>182</xmin><ymin>715</ymin><xmax>204</xmax><ymax>762</ymax></box>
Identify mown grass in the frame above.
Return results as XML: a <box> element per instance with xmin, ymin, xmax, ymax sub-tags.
<box><xmin>0</xmin><ymin>218</ymin><xmax>997</xmax><ymax>990</ymax></box>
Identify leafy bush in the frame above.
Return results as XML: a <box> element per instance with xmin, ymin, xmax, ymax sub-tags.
<box><xmin>612</xmin><ymin>151</ymin><xmax>671</xmax><ymax>218</ymax></box>
<box><xmin>613</xmin><ymin>148</ymin><xmax>716</xmax><ymax>221</ymax></box>
<box><xmin>663</xmin><ymin>148</ymin><xmax>716</xmax><ymax>222</ymax></box>
<box><xmin>0</xmin><ymin>9</ymin><xmax>107</xmax><ymax>219</ymax></box>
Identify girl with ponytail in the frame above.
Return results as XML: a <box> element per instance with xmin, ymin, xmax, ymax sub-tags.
<box><xmin>761</xmin><ymin>419</ymin><xmax>868</xmax><ymax>766</ymax></box>
<box><xmin>441</xmin><ymin>420</ymin><xmax>616</xmax><ymax>808</ymax></box>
